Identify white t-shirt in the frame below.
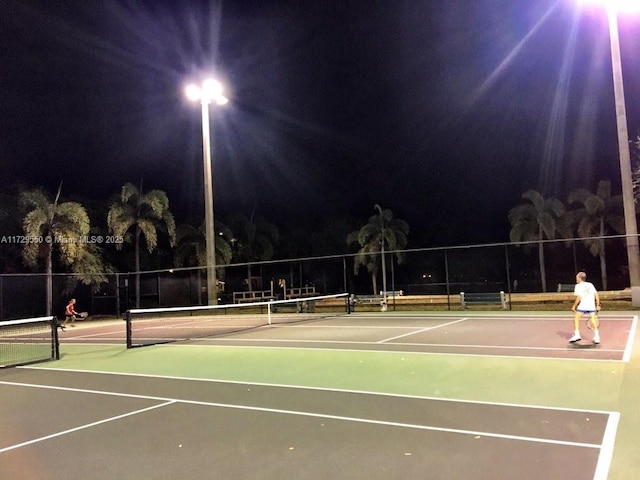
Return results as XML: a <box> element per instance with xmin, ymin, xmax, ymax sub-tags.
<box><xmin>574</xmin><ymin>281</ymin><xmax>597</xmax><ymax>312</ymax></box>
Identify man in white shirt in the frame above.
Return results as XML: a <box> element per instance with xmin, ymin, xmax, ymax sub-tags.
<box><xmin>570</xmin><ymin>272</ymin><xmax>601</xmax><ymax>344</ymax></box>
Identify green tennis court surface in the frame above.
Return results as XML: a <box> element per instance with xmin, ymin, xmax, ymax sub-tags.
<box><xmin>1</xmin><ymin>311</ymin><xmax>639</xmax><ymax>479</ymax></box>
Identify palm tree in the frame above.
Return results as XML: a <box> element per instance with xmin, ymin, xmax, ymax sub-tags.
<box><xmin>508</xmin><ymin>190</ymin><xmax>571</xmax><ymax>292</ymax></box>
<box><xmin>107</xmin><ymin>183</ymin><xmax>176</xmax><ymax>307</ymax></box>
<box><xmin>347</xmin><ymin>205</ymin><xmax>409</xmax><ymax>295</ymax></box>
<box><xmin>228</xmin><ymin>213</ymin><xmax>279</xmax><ymax>293</ymax></box>
<box><xmin>568</xmin><ymin>180</ymin><xmax>624</xmax><ymax>290</ymax></box>
<box><xmin>20</xmin><ymin>184</ymin><xmax>90</xmax><ymax>315</ymax></box>
<box><xmin>173</xmin><ymin>220</ymin><xmax>232</xmax><ymax>304</ymax></box>
<box><xmin>174</xmin><ymin>221</ymin><xmax>233</xmax><ymax>269</ymax></box>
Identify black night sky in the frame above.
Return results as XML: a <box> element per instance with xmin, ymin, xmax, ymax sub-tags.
<box><xmin>1</xmin><ymin>0</ymin><xmax>639</xmax><ymax>249</ymax></box>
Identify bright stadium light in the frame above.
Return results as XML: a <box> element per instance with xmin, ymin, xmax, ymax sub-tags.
<box><xmin>185</xmin><ymin>77</ymin><xmax>228</xmax><ymax>305</ymax></box>
<box><xmin>578</xmin><ymin>0</ymin><xmax>640</xmax><ymax>304</ymax></box>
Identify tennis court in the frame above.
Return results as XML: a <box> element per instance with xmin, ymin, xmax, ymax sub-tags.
<box><xmin>1</xmin><ymin>308</ymin><xmax>638</xmax><ymax>479</ymax></box>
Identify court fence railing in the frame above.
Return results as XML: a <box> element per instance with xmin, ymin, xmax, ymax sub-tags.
<box><xmin>0</xmin><ymin>235</ymin><xmax>634</xmax><ymax>319</ymax></box>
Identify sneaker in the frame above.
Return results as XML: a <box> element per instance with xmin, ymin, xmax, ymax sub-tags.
<box><xmin>593</xmin><ymin>333</ymin><xmax>600</xmax><ymax>344</ymax></box>
<box><xmin>569</xmin><ymin>332</ymin><xmax>581</xmax><ymax>343</ymax></box>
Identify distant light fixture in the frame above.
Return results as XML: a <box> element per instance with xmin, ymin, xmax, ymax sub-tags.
<box><xmin>185</xmin><ymin>78</ymin><xmax>228</xmax><ymax>105</ymax></box>
<box><xmin>185</xmin><ymin>84</ymin><xmax>202</xmax><ymax>102</ymax></box>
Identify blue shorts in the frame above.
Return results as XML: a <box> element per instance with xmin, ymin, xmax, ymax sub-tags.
<box><xmin>577</xmin><ymin>309</ymin><xmax>596</xmax><ymax>314</ymax></box>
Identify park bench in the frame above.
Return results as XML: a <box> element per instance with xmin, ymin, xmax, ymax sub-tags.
<box><xmin>380</xmin><ymin>290</ymin><xmax>404</xmax><ymax>297</ymax></box>
<box><xmin>460</xmin><ymin>291</ymin><xmax>508</xmax><ymax>309</ymax></box>
<box><xmin>356</xmin><ymin>292</ymin><xmax>402</xmax><ymax>304</ymax></box>
<box><xmin>286</xmin><ymin>286</ymin><xmax>317</xmax><ymax>299</ymax></box>
<box><xmin>355</xmin><ymin>295</ymin><xmax>384</xmax><ymax>305</ymax></box>
<box><xmin>234</xmin><ymin>286</ymin><xmax>317</xmax><ymax>304</ymax></box>
<box><xmin>233</xmin><ymin>291</ymin><xmax>275</xmax><ymax>303</ymax></box>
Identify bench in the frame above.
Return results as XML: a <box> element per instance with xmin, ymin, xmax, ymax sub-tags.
<box><xmin>380</xmin><ymin>290</ymin><xmax>404</xmax><ymax>297</ymax></box>
<box><xmin>460</xmin><ymin>291</ymin><xmax>508</xmax><ymax>309</ymax></box>
<box><xmin>287</xmin><ymin>287</ymin><xmax>316</xmax><ymax>298</ymax></box>
<box><xmin>350</xmin><ymin>295</ymin><xmax>389</xmax><ymax>312</ymax></box>
<box><xmin>233</xmin><ymin>290</ymin><xmax>275</xmax><ymax>303</ymax></box>
<box><xmin>355</xmin><ymin>295</ymin><xmax>384</xmax><ymax>305</ymax></box>
<box><xmin>557</xmin><ymin>283</ymin><xmax>575</xmax><ymax>293</ymax></box>
<box><xmin>234</xmin><ymin>287</ymin><xmax>317</xmax><ymax>304</ymax></box>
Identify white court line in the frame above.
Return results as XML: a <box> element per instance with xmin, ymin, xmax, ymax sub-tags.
<box><xmin>376</xmin><ymin>318</ymin><xmax>470</xmax><ymax>343</ymax></box>
<box><xmin>209</xmin><ymin>337</ymin><xmax>624</xmax><ymax>354</ymax></box>
<box><xmin>622</xmin><ymin>315</ymin><xmax>637</xmax><ymax>363</ymax></box>
<box><xmin>190</xmin><ymin>338</ymin><xmax>625</xmax><ymax>360</ymax></box>
<box><xmin>593</xmin><ymin>411</ymin><xmax>620</xmax><ymax>480</ymax></box>
<box><xmin>66</xmin><ymin>331</ymin><xmax>126</xmax><ymax>340</ymax></box>
<box><xmin>178</xmin><ymin>342</ymin><xmax>627</xmax><ymax>363</ymax></box>
<box><xmin>0</xmin><ymin>399</ymin><xmax>175</xmax><ymax>454</ymax></box>
<box><xmin>0</xmin><ymin>380</ymin><xmax>604</xmax><ymax>452</ymax></box>
<box><xmin>16</xmin><ymin>367</ymin><xmax>619</xmax><ymax>414</ymax></box>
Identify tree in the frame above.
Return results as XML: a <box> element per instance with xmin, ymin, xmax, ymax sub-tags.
<box><xmin>107</xmin><ymin>183</ymin><xmax>176</xmax><ymax>307</ymax></box>
<box><xmin>20</xmin><ymin>185</ymin><xmax>91</xmax><ymax>315</ymax></box>
<box><xmin>173</xmin><ymin>220</ymin><xmax>233</xmax><ymax>304</ymax></box>
<box><xmin>347</xmin><ymin>205</ymin><xmax>409</xmax><ymax>295</ymax></box>
<box><xmin>174</xmin><ymin>221</ymin><xmax>231</xmax><ymax>269</ymax></box>
<box><xmin>227</xmin><ymin>213</ymin><xmax>279</xmax><ymax>293</ymax></box>
<box><xmin>508</xmin><ymin>190</ymin><xmax>571</xmax><ymax>292</ymax></box>
<box><xmin>568</xmin><ymin>180</ymin><xmax>624</xmax><ymax>290</ymax></box>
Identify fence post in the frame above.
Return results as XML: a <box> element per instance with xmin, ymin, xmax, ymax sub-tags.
<box><xmin>504</xmin><ymin>245</ymin><xmax>512</xmax><ymax>310</ymax></box>
<box><xmin>445</xmin><ymin>249</ymin><xmax>451</xmax><ymax>310</ymax></box>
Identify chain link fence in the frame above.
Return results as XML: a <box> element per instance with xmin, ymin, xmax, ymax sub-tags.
<box><xmin>0</xmin><ymin>236</ymin><xmax>633</xmax><ymax>319</ymax></box>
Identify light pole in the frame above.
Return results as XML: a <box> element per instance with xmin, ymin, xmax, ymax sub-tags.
<box><xmin>375</xmin><ymin>204</ymin><xmax>388</xmax><ymax>311</ymax></box>
<box><xmin>601</xmin><ymin>4</ymin><xmax>640</xmax><ymax>303</ymax></box>
<box><xmin>186</xmin><ymin>79</ymin><xmax>228</xmax><ymax>305</ymax></box>
<box><xmin>579</xmin><ymin>1</ymin><xmax>640</xmax><ymax>303</ymax></box>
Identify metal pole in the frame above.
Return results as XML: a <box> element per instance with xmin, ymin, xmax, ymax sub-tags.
<box><xmin>343</xmin><ymin>256</ymin><xmax>347</xmax><ymax>293</ymax></box>
<box><xmin>376</xmin><ymin>205</ymin><xmax>388</xmax><ymax>311</ymax></box>
<box><xmin>504</xmin><ymin>244</ymin><xmax>512</xmax><ymax>310</ymax></box>
<box><xmin>445</xmin><ymin>249</ymin><xmax>451</xmax><ymax>311</ymax></box>
<box><xmin>381</xmin><ymin>236</ymin><xmax>387</xmax><ymax>304</ymax></box>
<box><xmin>201</xmin><ymin>100</ymin><xmax>218</xmax><ymax>305</ymax></box>
<box><xmin>607</xmin><ymin>8</ymin><xmax>640</xmax><ymax>304</ymax></box>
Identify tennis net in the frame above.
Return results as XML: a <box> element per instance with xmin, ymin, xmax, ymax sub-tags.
<box><xmin>0</xmin><ymin>317</ymin><xmax>60</xmax><ymax>368</ymax></box>
<box><xmin>126</xmin><ymin>292</ymin><xmax>351</xmax><ymax>348</ymax></box>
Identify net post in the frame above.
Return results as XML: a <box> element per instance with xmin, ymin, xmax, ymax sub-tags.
<box><xmin>125</xmin><ymin>310</ymin><xmax>133</xmax><ymax>348</ymax></box>
<box><xmin>50</xmin><ymin>316</ymin><xmax>60</xmax><ymax>360</ymax></box>
<box><xmin>268</xmin><ymin>300</ymin><xmax>273</xmax><ymax>325</ymax></box>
